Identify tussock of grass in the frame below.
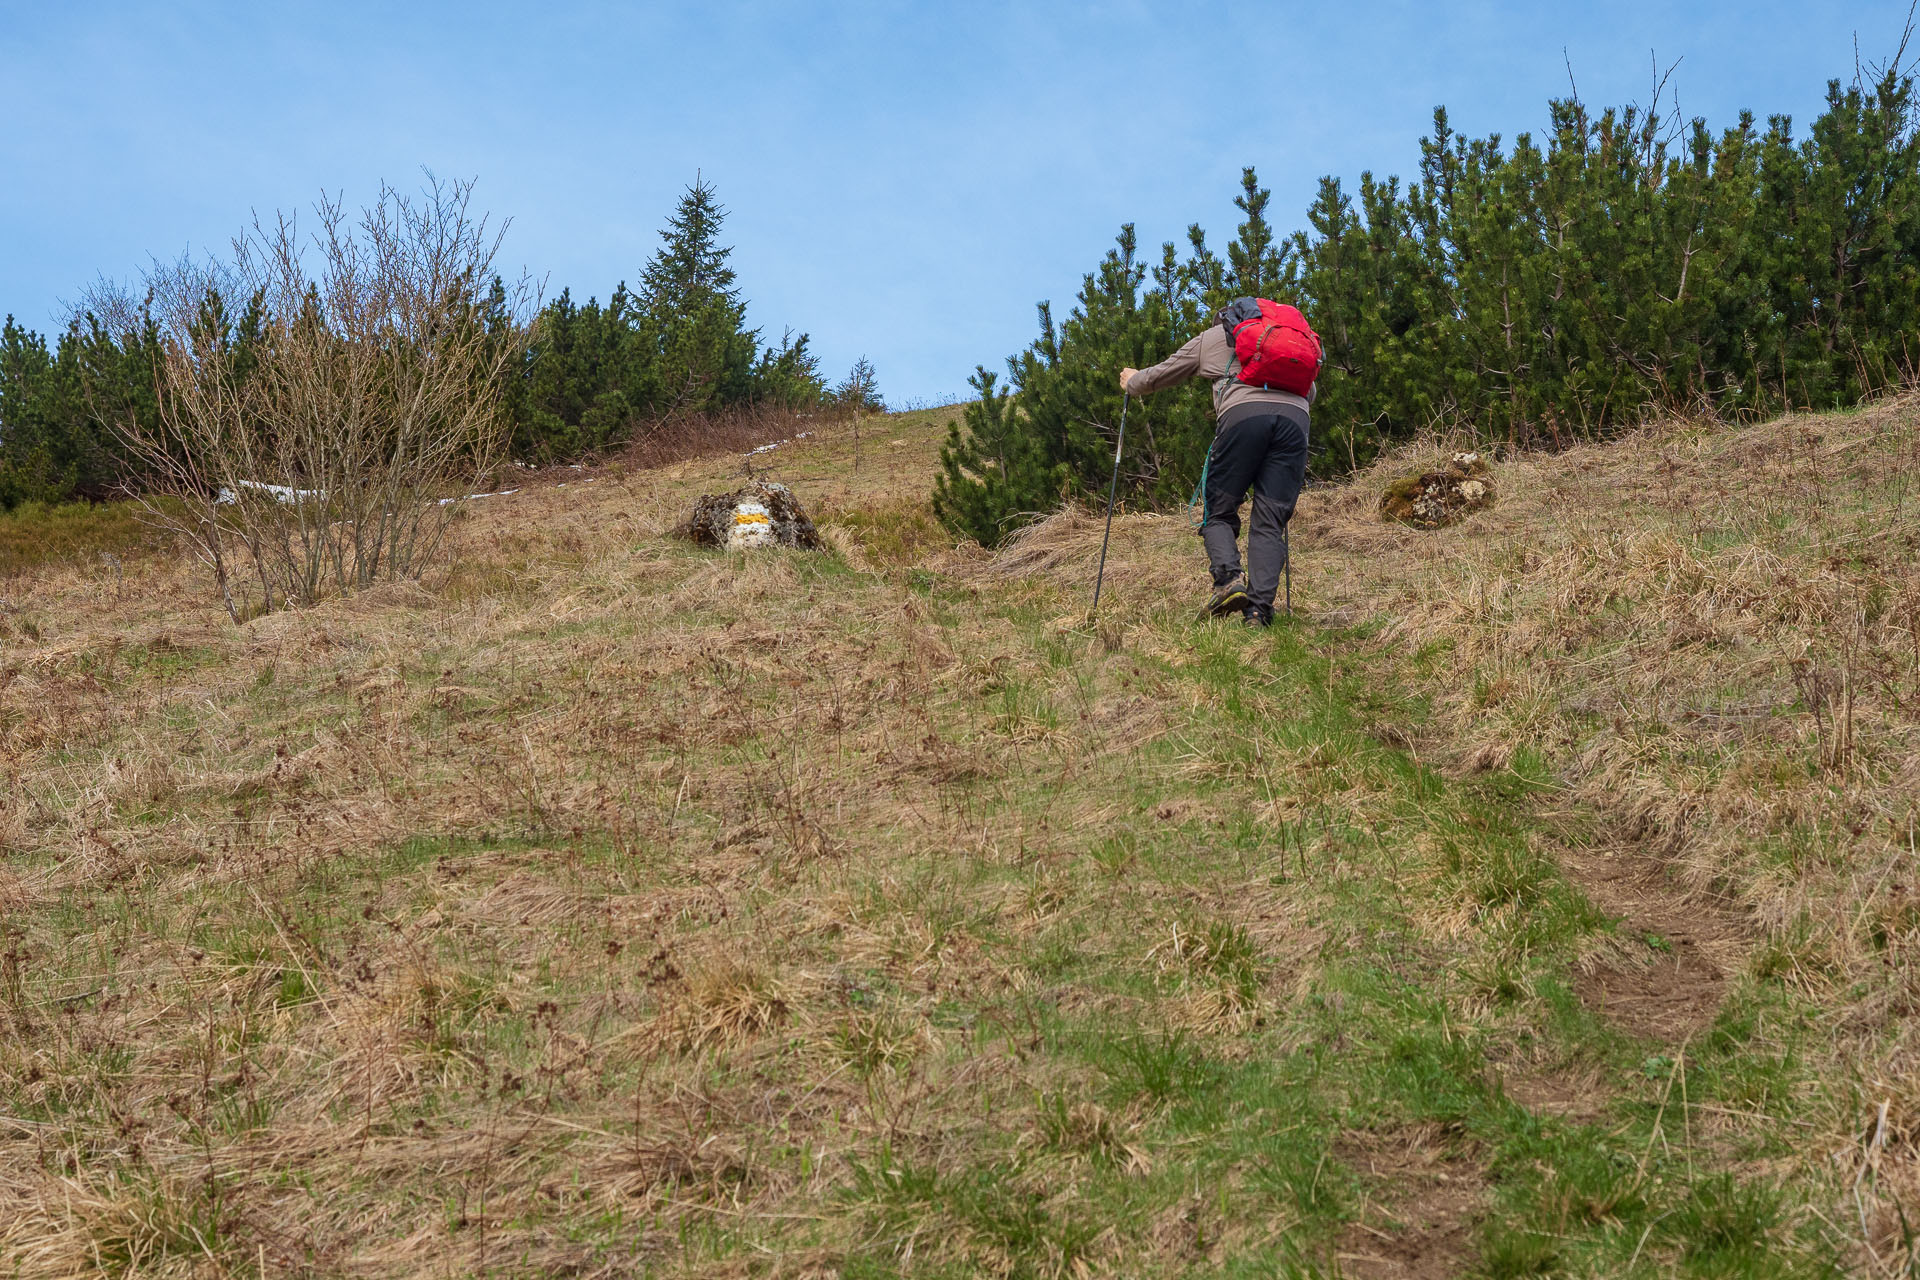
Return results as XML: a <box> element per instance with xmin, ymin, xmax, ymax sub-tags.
<box><xmin>1</xmin><ymin>400</ymin><xmax>1915</xmax><ymax>1274</ymax></box>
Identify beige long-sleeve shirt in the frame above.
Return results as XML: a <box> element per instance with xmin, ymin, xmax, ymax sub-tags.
<box><xmin>1123</xmin><ymin>325</ymin><xmax>1314</xmax><ymax>429</ymax></box>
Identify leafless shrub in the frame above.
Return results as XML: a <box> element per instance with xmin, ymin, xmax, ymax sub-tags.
<box><xmin>120</xmin><ymin>175</ymin><xmax>533</xmax><ymax>621</ymax></box>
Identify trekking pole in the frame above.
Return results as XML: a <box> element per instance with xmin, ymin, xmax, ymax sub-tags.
<box><xmin>1089</xmin><ymin>392</ymin><xmax>1130</xmax><ymax>621</ymax></box>
<box><xmin>1282</xmin><ymin>526</ymin><xmax>1292</xmax><ymax>617</ymax></box>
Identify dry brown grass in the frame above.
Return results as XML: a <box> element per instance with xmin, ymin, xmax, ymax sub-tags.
<box><xmin>619</xmin><ymin>403</ymin><xmax>841</xmax><ymax>472</ymax></box>
<box><xmin>0</xmin><ymin>404</ymin><xmax>1159</xmax><ymax>1275</ymax></box>
<box><xmin>922</xmin><ymin>399</ymin><xmax>1920</xmax><ymax>1263</ymax></box>
<box><xmin>1285</xmin><ymin>400</ymin><xmax>1920</xmax><ymax>1252</ymax></box>
<box><xmin>5</xmin><ymin>393</ymin><xmax>1920</xmax><ymax>1273</ymax></box>
<box><xmin>1298</xmin><ymin>402</ymin><xmax>1920</xmax><ymax>932</ymax></box>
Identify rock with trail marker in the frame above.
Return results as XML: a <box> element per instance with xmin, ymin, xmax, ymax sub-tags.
<box><xmin>1380</xmin><ymin>451</ymin><xmax>1495</xmax><ymax>529</ymax></box>
<box><xmin>681</xmin><ymin>480</ymin><xmax>824</xmax><ymax>551</ymax></box>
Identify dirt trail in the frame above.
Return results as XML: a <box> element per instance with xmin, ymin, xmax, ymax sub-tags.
<box><xmin>1498</xmin><ymin>1062</ymin><xmax>1614</xmax><ymax>1123</ymax></box>
<box><xmin>1334</xmin><ymin>1128</ymin><xmax>1486</xmax><ymax>1280</ymax></box>
<box><xmin>1558</xmin><ymin>843</ymin><xmax>1748</xmax><ymax>1042</ymax></box>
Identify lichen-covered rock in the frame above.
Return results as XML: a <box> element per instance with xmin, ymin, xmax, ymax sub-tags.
<box><xmin>681</xmin><ymin>481</ymin><xmax>823</xmax><ymax>550</ymax></box>
<box><xmin>1380</xmin><ymin>451</ymin><xmax>1496</xmax><ymax>529</ymax></box>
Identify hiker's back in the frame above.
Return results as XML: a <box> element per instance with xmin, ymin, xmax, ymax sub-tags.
<box><xmin>1197</xmin><ymin>326</ymin><xmax>1314</xmax><ymax>431</ymax></box>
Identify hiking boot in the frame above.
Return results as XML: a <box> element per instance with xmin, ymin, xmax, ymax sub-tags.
<box><xmin>1241</xmin><ymin>605</ymin><xmax>1272</xmax><ymax>628</ymax></box>
<box><xmin>1203</xmin><ymin>578</ymin><xmax>1251</xmax><ymax>619</ymax></box>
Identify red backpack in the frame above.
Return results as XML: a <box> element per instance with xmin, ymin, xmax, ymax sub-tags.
<box><xmin>1219</xmin><ymin>297</ymin><xmax>1322</xmax><ymax>396</ymax></box>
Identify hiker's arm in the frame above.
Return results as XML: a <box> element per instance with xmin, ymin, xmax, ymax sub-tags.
<box><xmin>1120</xmin><ymin>332</ymin><xmax>1205</xmax><ymax>396</ymax></box>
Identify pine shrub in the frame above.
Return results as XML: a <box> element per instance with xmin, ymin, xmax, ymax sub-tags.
<box><xmin>937</xmin><ymin>68</ymin><xmax>1920</xmax><ymax>542</ymax></box>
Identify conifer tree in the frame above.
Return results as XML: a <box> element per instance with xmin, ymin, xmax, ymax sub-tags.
<box><xmin>935</xmin><ymin>224</ymin><xmax>1213</xmax><ymax>540</ymax></box>
<box><xmin>0</xmin><ymin>318</ymin><xmax>80</xmax><ymax>507</ymax></box>
<box><xmin>834</xmin><ymin>356</ymin><xmax>884</xmax><ymax>414</ymax></box>
<box><xmin>1225</xmin><ymin>167</ymin><xmax>1288</xmax><ymax>297</ymax></box>
<box><xmin>641</xmin><ymin>176</ymin><xmax>757</xmax><ymax>411</ymax></box>
<box><xmin>504</xmin><ymin>175</ymin><xmax>832</xmax><ymax>459</ymax></box>
<box><xmin>68</xmin><ymin>306</ymin><xmax>164</xmax><ymax>493</ymax></box>
<box><xmin>752</xmin><ymin>329</ymin><xmax>828</xmax><ymax>409</ymax></box>
<box><xmin>937</xmin><ymin>58</ymin><xmax>1920</xmax><ymax>543</ymax></box>
<box><xmin>933</xmin><ymin>368</ymin><xmax>1058</xmax><ymax>545</ymax></box>
<box><xmin>510</xmin><ymin>288</ymin><xmax>642</xmax><ymax>459</ymax></box>
<box><xmin>0</xmin><ymin>305</ymin><xmax>159</xmax><ymax>508</ymax></box>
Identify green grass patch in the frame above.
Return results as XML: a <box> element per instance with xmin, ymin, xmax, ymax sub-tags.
<box><xmin>0</xmin><ymin>497</ymin><xmax>172</xmax><ymax>579</ymax></box>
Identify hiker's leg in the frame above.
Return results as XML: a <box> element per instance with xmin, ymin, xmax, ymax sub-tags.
<box><xmin>1245</xmin><ymin>411</ymin><xmax>1309</xmax><ymax>614</ymax></box>
<box><xmin>1200</xmin><ymin>418</ymin><xmax>1268</xmax><ymax>585</ymax></box>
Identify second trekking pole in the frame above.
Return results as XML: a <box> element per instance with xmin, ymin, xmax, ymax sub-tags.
<box><xmin>1089</xmin><ymin>392</ymin><xmax>1129</xmax><ymax>622</ymax></box>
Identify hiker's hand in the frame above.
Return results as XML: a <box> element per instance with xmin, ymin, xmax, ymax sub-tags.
<box><xmin>1119</xmin><ymin>367</ymin><xmax>1138</xmax><ymax>393</ymax></box>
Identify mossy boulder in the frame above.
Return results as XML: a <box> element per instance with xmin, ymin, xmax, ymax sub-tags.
<box><xmin>681</xmin><ymin>480</ymin><xmax>823</xmax><ymax>550</ymax></box>
<box><xmin>1381</xmin><ymin>452</ymin><xmax>1495</xmax><ymax>529</ymax></box>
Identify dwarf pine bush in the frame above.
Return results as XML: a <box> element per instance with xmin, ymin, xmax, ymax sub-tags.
<box><xmin>937</xmin><ymin>67</ymin><xmax>1920</xmax><ymax>542</ymax></box>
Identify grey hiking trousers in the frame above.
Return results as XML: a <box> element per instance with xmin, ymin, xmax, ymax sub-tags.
<box><xmin>1200</xmin><ymin>407</ymin><xmax>1309</xmax><ymax>614</ymax></box>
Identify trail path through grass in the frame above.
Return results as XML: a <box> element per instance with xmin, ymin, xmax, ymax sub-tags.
<box><xmin>2</xmin><ymin>403</ymin><xmax>1909</xmax><ymax>1276</ymax></box>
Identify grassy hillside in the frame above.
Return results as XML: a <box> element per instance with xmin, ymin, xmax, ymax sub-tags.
<box><xmin>2</xmin><ymin>399</ymin><xmax>1917</xmax><ymax>1277</ymax></box>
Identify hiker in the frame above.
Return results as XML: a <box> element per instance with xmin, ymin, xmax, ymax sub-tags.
<box><xmin>1121</xmin><ymin>297</ymin><xmax>1321</xmax><ymax>627</ymax></box>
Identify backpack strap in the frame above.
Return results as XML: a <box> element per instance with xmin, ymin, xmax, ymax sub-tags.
<box><xmin>1215</xmin><ymin>347</ymin><xmax>1241</xmax><ymax>397</ymax></box>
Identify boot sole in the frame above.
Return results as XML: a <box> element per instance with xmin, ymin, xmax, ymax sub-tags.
<box><xmin>1202</xmin><ymin>588</ymin><xmax>1251</xmax><ymax>619</ymax></box>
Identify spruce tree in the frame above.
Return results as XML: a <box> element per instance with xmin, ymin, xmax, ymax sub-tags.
<box><xmin>641</xmin><ymin>176</ymin><xmax>757</xmax><ymax>411</ymax></box>
<box><xmin>507</xmin><ymin>177</ymin><xmax>836</xmax><ymax>458</ymax></box>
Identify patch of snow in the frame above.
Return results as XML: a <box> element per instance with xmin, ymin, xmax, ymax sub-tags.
<box><xmin>437</xmin><ymin>488</ymin><xmax>520</xmax><ymax>507</ymax></box>
<box><xmin>746</xmin><ymin>430</ymin><xmax>813</xmax><ymax>457</ymax></box>
<box><xmin>216</xmin><ymin>479</ymin><xmax>326</xmax><ymax>505</ymax></box>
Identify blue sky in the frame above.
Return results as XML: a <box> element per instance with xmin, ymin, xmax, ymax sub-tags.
<box><xmin>1</xmin><ymin>1</ymin><xmax>1913</xmax><ymax>402</ymax></box>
